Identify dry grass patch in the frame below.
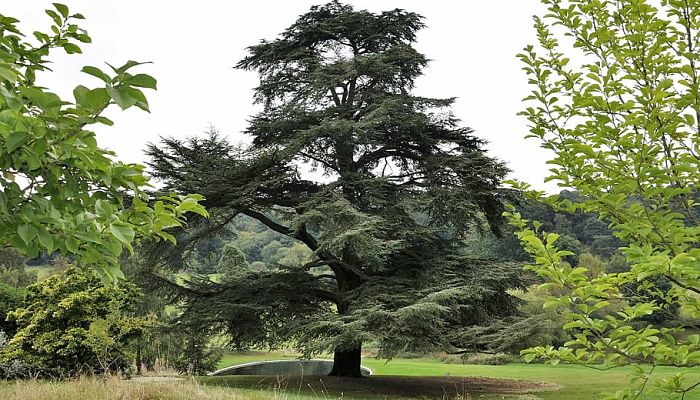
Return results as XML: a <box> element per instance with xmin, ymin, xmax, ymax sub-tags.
<box><xmin>0</xmin><ymin>376</ymin><xmax>279</xmax><ymax>400</ymax></box>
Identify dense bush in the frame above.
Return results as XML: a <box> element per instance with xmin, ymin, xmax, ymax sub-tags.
<box><xmin>0</xmin><ymin>283</ymin><xmax>24</xmax><ymax>337</ymax></box>
<box><xmin>2</xmin><ymin>267</ymin><xmax>146</xmax><ymax>376</ymax></box>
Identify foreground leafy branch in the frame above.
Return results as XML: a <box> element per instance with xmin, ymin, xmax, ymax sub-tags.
<box><xmin>513</xmin><ymin>0</ymin><xmax>700</xmax><ymax>398</ymax></box>
<box><xmin>0</xmin><ymin>4</ymin><xmax>206</xmax><ymax>280</ymax></box>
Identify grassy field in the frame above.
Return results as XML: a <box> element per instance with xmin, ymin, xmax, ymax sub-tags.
<box><xmin>210</xmin><ymin>351</ymin><xmax>700</xmax><ymax>400</ymax></box>
<box><xmin>0</xmin><ymin>353</ymin><xmax>698</xmax><ymax>399</ymax></box>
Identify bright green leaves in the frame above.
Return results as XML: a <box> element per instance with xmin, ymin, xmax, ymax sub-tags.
<box><xmin>0</xmin><ymin>5</ymin><xmax>207</xmax><ymax>282</ymax></box>
<box><xmin>0</xmin><ymin>64</ymin><xmax>17</xmax><ymax>83</ymax></box>
<box><xmin>6</xmin><ymin>131</ymin><xmax>29</xmax><ymax>153</ymax></box>
<box><xmin>516</xmin><ymin>0</ymin><xmax>700</xmax><ymax>398</ymax></box>
<box><xmin>52</xmin><ymin>3</ymin><xmax>69</xmax><ymax>19</ymax></box>
<box><xmin>74</xmin><ymin>86</ymin><xmax>110</xmax><ymax>114</ymax></box>
<box><xmin>3</xmin><ymin>267</ymin><xmax>147</xmax><ymax>375</ymax></box>
<box><xmin>81</xmin><ymin>64</ymin><xmax>155</xmax><ymax>112</ymax></box>
<box><xmin>176</xmin><ymin>196</ymin><xmax>207</xmax><ymax>215</ymax></box>
<box><xmin>106</xmin><ymin>86</ymin><xmax>138</xmax><ymax>110</ymax></box>
<box><xmin>127</xmin><ymin>74</ymin><xmax>157</xmax><ymax>90</ymax></box>
<box><xmin>36</xmin><ymin>228</ymin><xmax>54</xmax><ymax>253</ymax></box>
<box><xmin>81</xmin><ymin>66</ymin><xmax>111</xmax><ymax>83</ymax></box>
<box><xmin>17</xmin><ymin>224</ymin><xmax>38</xmax><ymax>245</ymax></box>
<box><xmin>109</xmin><ymin>222</ymin><xmax>135</xmax><ymax>245</ymax></box>
<box><xmin>65</xmin><ymin>237</ymin><xmax>79</xmax><ymax>253</ymax></box>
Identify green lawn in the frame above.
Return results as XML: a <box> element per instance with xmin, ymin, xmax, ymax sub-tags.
<box><xmin>26</xmin><ymin>265</ymin><xmax>53</xmax><ymax>281</ymax></box>
<box><xmin>209</xmin><ymin>351</ymin><xmax>700</xmax><ymax>400</ymax></box>
<box><xmin>2</xmin><ymin>353</ymin><xmax>695</xmax><ymax>400</ymax></box>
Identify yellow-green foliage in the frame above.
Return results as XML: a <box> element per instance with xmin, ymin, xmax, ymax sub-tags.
<box><xmin>3</xmin><ymin>267</ymin><xmax>146</xmax><ymax>376</ymax></box>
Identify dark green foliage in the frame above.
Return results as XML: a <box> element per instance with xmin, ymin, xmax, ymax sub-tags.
<box><xmin>122</xmin><ymin>251</ymin><xmax>225</xmax><ymax>375</ymax></box>
<box><xmin>131</xmin><ymin>303</ymin><xmax>223</xmax><ymax>375</ymax></box>
<box><xmin>0</xmin><ymin>248</ymin><xmax>36</xmax><ymax>288</ymax></box>
<box><xmin>515</xmin><ymin>193</ymin><xmax>622</xmax><ymax>262</ymax></box>
<box><xmin>553</xmin><ymin>234</ymin><xmax>582</xmax><ymax>266</ymax></box>
<box><xmin>217</xmin><ymin>243</ymin><xmax>248</xmax><ymax>276</ymax></box>
<box><xmin>146</xmin><ymin>2</ymin><xmax>522</xmax><ymax>376</ymax></box>
<box><xmin>2</xmin><ymin>267</ymin><xmax>145</xmax><ymax>376</ymax></box>
<box><xmin>171</xmin><ymin>313</ymin><xmax>223</xmax><ymax>375</ymax></box>
<box><xmin>0</xmin><ymin>283</ymin><xmax>24</xmax><ymax>337</ymax></box>
<box><xmin>0</xmin><ymin>249</ymin><xmax>27</xmax><ymax>272</ymax></box>
<box><xmin>464</xmin><ymin>191</ymin><xmax>623</xmax><ymax>268</ymax></box>
<box><xmin>605</xmin><ymin>252</ymin><xmax>629</xmax><ymax>274</ymax></box>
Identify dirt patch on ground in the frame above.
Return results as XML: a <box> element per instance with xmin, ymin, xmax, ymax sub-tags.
<box><xmin>209</xmin><ymin>375</ymin><xmax>559</xmax><ymax>398</ymax></box>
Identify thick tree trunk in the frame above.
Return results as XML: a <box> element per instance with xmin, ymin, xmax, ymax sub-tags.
<box><xmin>328</xmin><ymin>247</ymin><xmax>365</xmax><ymax>377</ymax></box>
<box><xmin>328</xmin><ymin>344</ymin><xmax>363</xmax><ymax>377</ymax></box>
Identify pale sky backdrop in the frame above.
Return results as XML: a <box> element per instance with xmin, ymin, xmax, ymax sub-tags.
<box><xmin>3</xmin><ymin>1</ymin><xmax>556</xmax><ymax>191</ymax></box>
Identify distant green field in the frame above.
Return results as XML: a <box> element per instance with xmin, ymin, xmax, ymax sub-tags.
<box><xmin>212</xmin><ymin>351</ymin><xmax>700</xmax><ymax>400</ymax></box>
<box><xmin>25</xmin><ymin>265</ymin><xmax>53</xmax><ymax>281</ymax></box>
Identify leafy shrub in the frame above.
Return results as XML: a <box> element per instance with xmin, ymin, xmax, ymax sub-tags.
<box><xmin>0</xmin><ymin>283</ymin><xmax>25</xmax><ymax>337</ymax></box>
<box><xmin>434</xmin><ymin>351</ymin><xmax>515</xmax><ymax>365</ymax></box>
<box><xmin>0</xmin><ymin>331</ymin><xmax>58</xmax><ymax>379</ymax></box>
<box><xmin>462</xmin><ymin>353</ymin><xmax>515</xmax><ymax>365</ymax></box>
<box><xmin>2</xmin><ymin>267</ymin><xmax>146</xmax><ymax>376</ymax></box>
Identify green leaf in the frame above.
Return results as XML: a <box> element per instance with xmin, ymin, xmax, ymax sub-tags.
<box><xmin>83</xmin><ymin>88</ymin><xmax>110</xmax><ymax>109</ymax></box>
<box><xmin>6</xmin><ymin>131</ymin><xmax>29</xmax><ymax>153</ymax></box>
<box><xmin>63</xmin><ymin>43</ymin><xmax>82</xmax><ymax>54</ymax></box>
<box><xmin>95</xmin><ymin>116</ymin><xmax>113</xmax><ymax>126</ymax></box>
<box><xmin>109</xmin><ymin>222</ymin><xmax>134</xmax><ymax>244</ymax></box>
<box><xmin>37</xmin><ymin>228</ymin><xmax>54</xmax><ymax>252</ymax></box>
<box><xmin>81</xmin><ymin>66</ymin><xmax>111</xmax><ymax>83</ymax></box>
<box><xmin>0</xmin><ymin>66</ymin><xmax>17</xmax><ymax>83</ymax></box>
<box><xmin>53</xmin><ymin>3</ymin><xmax>69</xmax><ymax>19</ymax></box>
<box><xmin>0</xmin><ymin>86</ymin><xmax>22</xmax><ymax>111</ymax></box>
<box><xmin>177</xmin><ymin>196</ymin><xmax>208</xmax><ymax>217</ymax></box>
<box><xmin>65</xmin><ymin>237</ymin><xmax>79</xmax><ymax>253</ymax></box>
<box><xmin>18</xmin><ymin>224</ymin><xmax>38</xmax><ymax>245</ymax></box>
<box><xmin>95</xmin><ymin>199</ymin><xmax>114</xmax><ymax>217</ymax></box>
<box><xmin>124</xmin><ymin>87</ymin><xmax>149</xmax><ymax>112</ymax></box>
<box><xmin>24</xmin><ymin>150</ymin><xmax>41</xmax><ymax>170</ymax></box>
<box><xmin>45</xmin><ymin>9</ymin><xmax>62</xmax><ymax>26</ymax></box>
<box><xmin>128</xmin><ymin>74</ymin><xmax>157</xmax><ymax>89</ymax></box>
<box><xmin>113</xmin><ymin>60</ymin><xmax>149</xmax><ymax>74</ymax></box>
<box><xmin>73</xmin><ymin>85</ymin><xmax>89</xmax><ymax>104</ymax></box>
<box><xmin>106</xmin><ymin>86</ymin><xmax>137</xmax><ymax>110</ymax></box>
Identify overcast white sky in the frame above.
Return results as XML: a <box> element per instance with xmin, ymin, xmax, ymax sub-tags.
<box><xmin>3</xmin><ymin>1</ymin><xmax>555</xmax><ymax>190</ymax></box>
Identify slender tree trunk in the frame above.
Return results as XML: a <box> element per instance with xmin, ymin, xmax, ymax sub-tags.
<box><xmin>328</xmin><ymin>344</ymin><xmax>363</xmax><ymax>377</ymax></box>
<box><xmin>136</xmin><ymin>339</ymin><xmax>142</xmax><ymax>375</ymax></box>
